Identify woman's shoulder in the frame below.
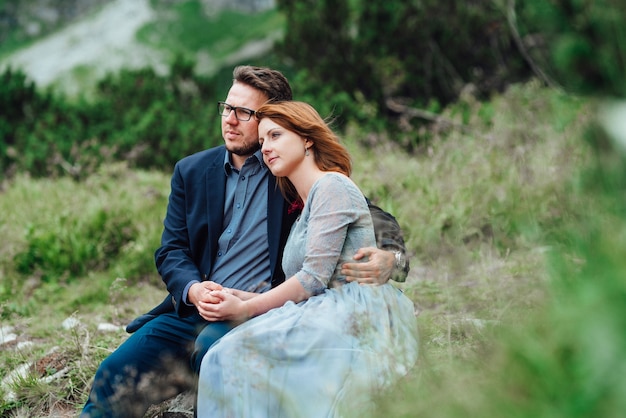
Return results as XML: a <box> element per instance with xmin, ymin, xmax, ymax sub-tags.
<box><xmin>311</xmin><ymin>172</ymin><xmax>363</xmax><ymax>202</ymax></box>
<box><xmin>314</xmin><ymin>172</ymin><xmax>354</xmax><ymax>190</ymax></box>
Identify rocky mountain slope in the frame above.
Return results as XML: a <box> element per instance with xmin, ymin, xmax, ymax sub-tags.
<box><xmin>0</xmin><ymin>0</ymin><xmax>276</xmax><ymax>96</ymax></box>
<box><xmin>1</xmin><ymin>0</ymin><xmax>162</xmax><ymax>96</ymax></box>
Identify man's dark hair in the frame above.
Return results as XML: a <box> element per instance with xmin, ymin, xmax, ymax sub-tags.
<box><xmin>233</xmin><ymin>65</ymin><xmax>293</xmax><ymax>102</ymax></box>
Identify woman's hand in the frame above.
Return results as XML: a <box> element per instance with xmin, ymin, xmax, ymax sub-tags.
<box><xmin>199</xmin><ymin>290</ymin><xmax>250</xmax><ymax>323</ymax></box>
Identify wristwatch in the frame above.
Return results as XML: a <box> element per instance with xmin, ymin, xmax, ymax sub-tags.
<box><xmin>392</xmin><ymin>250</ymin><xmax>407</xmax><ymax>271</ymax></box>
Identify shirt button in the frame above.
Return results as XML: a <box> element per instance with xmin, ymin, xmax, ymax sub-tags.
<box><xmin>241</xmin><ymin>176</ymin><xmax>246</xmax><ymax>181</ymax></box>
<box><xmin>218</xmin><ymin>251</ymin><xmax>223</xmax><ymax>256</ymax></box>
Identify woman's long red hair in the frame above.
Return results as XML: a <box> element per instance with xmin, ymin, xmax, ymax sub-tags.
<box><xmin>256</xmin><ymin>101</ymin><xmax>352</xmax><ymax>206</ymax></box>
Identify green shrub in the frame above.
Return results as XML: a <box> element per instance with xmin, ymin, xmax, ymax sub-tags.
<box><xmin>0</xmin><ymin>57</ymin><xmax>221</xmax><ymax>179</ymax></box>
<box><xmin>14</xmin><ymin>207</ymin><xmax>137</xmax><ymax>282</ymax></box>
<box><xmin>276</xmin><ymin>0</ymin><xmax>541</xmax><ymax>137</ymax></box>
<box><xmin>0</xmin><ymin>164</ymin><xmax>169</xmax><ymax>326</ymax></box>
<box><xmin>523</xmin><ymin>0</ymin><xmax>626</xmax><ymax>97</ymax></box>
<box><xmin>0</xmin><ymin>66</ymin><xmax>51</xmax><ymax>176</ymax></box>
<box><xmin>93</xmin><ymin>58</ymin><xmax>220</xmax><ymax>170</ymax></box>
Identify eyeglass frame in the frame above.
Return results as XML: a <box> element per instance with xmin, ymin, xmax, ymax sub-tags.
<box><xmin>217</xmin><ymin>101</ymin><xmax>257</xmax><ymax>121</ymax></box>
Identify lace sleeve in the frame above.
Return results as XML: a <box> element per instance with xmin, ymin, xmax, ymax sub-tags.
<box><xmin>294</xmin><ymin>173</ymin><xmax>375</xmax><ymax>294</ymax></box>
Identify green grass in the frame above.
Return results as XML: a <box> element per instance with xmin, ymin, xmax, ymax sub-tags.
<box><xmin>2</xmin><ymin>81</ymin><xmax>619</xmax><ymax>417</ymax></box>
<box><xmin>0</xmin><ymin>164</ymin><xmax>170</xmax><ymax>415</ymax></box>
<box><xmin>0</xmin><ymin>163</ymin><xmax>169</xmax><ymax>314</ymax></box>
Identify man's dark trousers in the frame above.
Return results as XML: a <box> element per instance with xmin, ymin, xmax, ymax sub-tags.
<box><xmin>80</xmin><ymin>312</ymin><xmax>233</xmax><ymax>418</ymax></box>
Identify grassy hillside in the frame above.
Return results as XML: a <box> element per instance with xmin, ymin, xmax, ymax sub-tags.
<box><xmin>1</xmin><ymin>80</ymin><xmax>606</xmax><ymax>417</ymax></box>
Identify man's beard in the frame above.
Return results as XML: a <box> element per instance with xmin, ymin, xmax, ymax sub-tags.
<box><xmin>228</xmin><ymin>140</ymin><xmax>261</xmax><ymax>157</ymax></box>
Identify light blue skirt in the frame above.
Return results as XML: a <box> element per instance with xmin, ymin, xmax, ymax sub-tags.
<box><xmin>197</xmin><ymin>282</ymin><xmax>418</xmax><ymax>418</ymax></box>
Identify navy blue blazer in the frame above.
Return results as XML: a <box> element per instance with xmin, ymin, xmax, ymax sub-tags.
<box><xmin>126</xmin><ymin>146</ymin><xmax>297</xmax><ymax>332</ymax></box>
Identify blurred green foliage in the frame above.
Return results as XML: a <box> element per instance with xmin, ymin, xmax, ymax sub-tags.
<box><xmin>276</xmin><ymin>0</ymin><xmax>537</xmax><ymax>134</ymax></box>
<box><xmin>94</xmin><ymin>57</ymin><xmax>219</xmax><ymax>169</ymax></box>
<box><xmin>387</xmin><ymin>0</ymin><xmax>626</xmax><ymax>416</ymax></box>
<box><xmin>3</xmin><ymin>0</ymin><xmax>626</xmax><ymax>180</ymax></box>
<box><xmin>0</xmin><ymin>165</ymin><xmax>168</xmax><ymax>310</ymax></box>
<box><xmin>14</xmin><ymin>207</ymin><xmax>136</xmax><ymax>282</ymax></box>
<box><xmin>1</xmin><ymin>57</ymin><xmax>219</xmax><ymax>179</ymax></box>
<box><xmin>2</xmin><ymin>0</ymin><xmax>626</xmax><ymax>415</ymax></box>
<box><xmin>523</xmin><ymin>0</ymin><xmax>626</xmax><ymax>97</ymax></box>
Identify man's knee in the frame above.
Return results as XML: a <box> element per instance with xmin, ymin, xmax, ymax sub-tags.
<box><xmin>191</xmin><ymin>322</ymin><xmax>233</xmax><ymax>373</ymax></box>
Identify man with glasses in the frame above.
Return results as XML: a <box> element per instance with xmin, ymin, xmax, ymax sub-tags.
<box><xmin>80</xmin><ymin>65</ymin><xmax>409</xmax><ymax>417</ymax></box>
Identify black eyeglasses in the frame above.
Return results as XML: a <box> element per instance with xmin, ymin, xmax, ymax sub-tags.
<box><xmin>217</xmin><ymin>101</ymin><xmax>256</xmax><ymax>121</ymax></box>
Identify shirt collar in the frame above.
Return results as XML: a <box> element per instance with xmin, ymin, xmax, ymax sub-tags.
<box><xmin>223</xmin><ymin>150</ymin><xmax>266</xmax><ymax>175</ymax></box>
